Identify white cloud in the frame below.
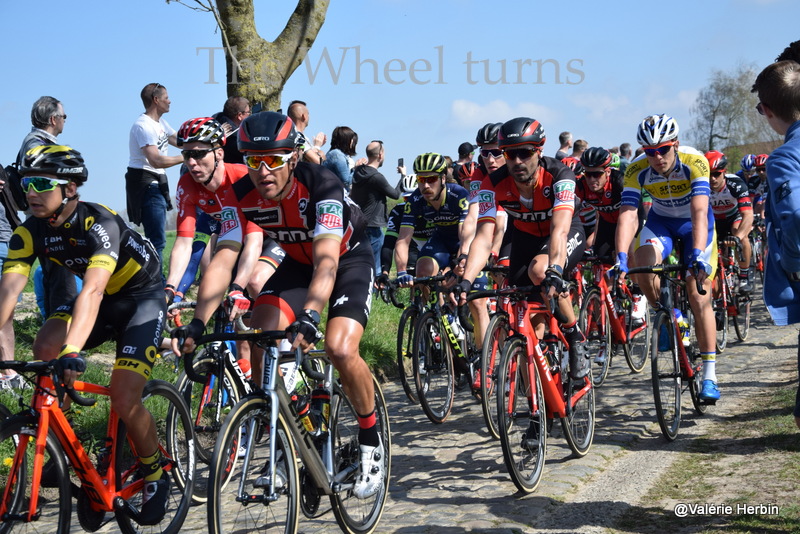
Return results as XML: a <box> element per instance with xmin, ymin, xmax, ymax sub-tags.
<box><xmin>569</xmin><ymin>93</ymin><xmax>631</xmax><ymax>121</ymax></box>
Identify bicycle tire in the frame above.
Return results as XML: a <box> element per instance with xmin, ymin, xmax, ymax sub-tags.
<box><xmin>207</xmin><ymin>395</ymin><xmax>299</xmax><ymax>534</ymax></box>
<box><xmin>330</xmin><ymin>375</ymin><xmax>391</xmax><ymax>534</ymax></box>
<box><xmin>480</xmin><ymin>312</ymin><xmax>508</xmax><ymax>440</ymax></box>
<box><xmin>650</xmin><ymin>310</ymin><xmax>682</xmax><ymax>441</ymax></box>
<box><xmin>396</xmin><ymin>306</ymin><xmax>420</xmax><ymax>404</ymax></box>
<box><xmin>496</xmin><ymin>336</ymin><xmax>546</xmax><ymax>494</ymax></box>
<box><xmin>579</xmin><ymin>287</ymin><xmax>611</xmax><ymax>387</ymax></box>
<box><xmin>115</xmin><ymin>380</ymin><xmax>195</xmax><ymax>534</ymax></box>
<box><xmin>714</xmin><ymin>271</ymin><xmax>729</xmax><ymax>353</ymax></box>
<box><xmin>559</xmin><ymin>340</ymin><xmax>595</xmax><ymax>457</ymax></box>
<box><xmin>732</xmin><ymin>294</ymin><xmax>751</xmax><ymax>341</ymax></box>
<box><xmin>622</xmin><ymin>293</ymin><xmax>650</xmax><ymax>373</ymax></box>
<box><xmin>0</xmin><ymin>415</ymin><xmax>71</xmax><ymax>534</ymax></box>
<box><xmin>412</xmin><ymin>310</ymin><xmax>454</xmax><ymax>424</ymax></box>
<box><xmin>688</xmin><ymin>358</ymin><xmax>709</xmax><ymax>415</ymax></box>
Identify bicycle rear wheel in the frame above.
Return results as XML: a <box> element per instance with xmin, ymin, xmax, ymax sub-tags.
<box><xmin>732</xmin><ymin>293</ymin><xmax>751</xmax><ymax>341</ymax></box>
<box><xmin>559</xmin><ymin>341</ymin><xmax>595</xmax><ymax>457</ymax></box>
<box><xmin>413</xmin><ymin>310</ymin><xmax>454</xmax><ymax>424</ymax></box>
<box><xmin>714</xmin><ymin>272</ymin><xmax>729</xmax><ymax>353</ymax></box>
<box><xmin>396</xmin><ymin>306</ymin><xmax>420</xmax><ymax>404</ymax></box>
<box><xmin>579</xmin><ymin>287</ymin><xmax>611</xmax><ymax>387</ymax></box>
<box><xmin>330</xmin><ymin>376</ymin><xmax>391</xmax><ymax>534</ymax></box>
<box><xmin>480</xmin><ymin>312</ymin><xmax>508</xmax><ymax>440</ymax></box>
<box><xmin>496</xmin><ymin>337</ymin><xmax>546</xmax><ymax>494</ymax></box>
<box><xmin>116</xmin><ymin>380</ymin><xmax>195</xmax><ymax>534</ymax></box>
<box><xmin>650</xmin><ymin>311</ymin><xmax>682</xmax><ymax>441</ymax></box>
<box><xmin>208</xmin><ymin>396</ymin><xmax>299</xmax><ymax>534</ymax></box>
<box><xmin>622</xmin><ymin>294</ymin><xmax>650</xmax><ymax>373</ymax></box>
<box><xmin>0</xmin><ymin>415</ymin><xmax>71</xmax><ymax>534</ymax></box>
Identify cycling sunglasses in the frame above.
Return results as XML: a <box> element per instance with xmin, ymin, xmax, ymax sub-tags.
<box><xmin>182</xmin><ymin>148</ymin><xmax>214</xmax><ymax>161</ymax></box>
<box><xmin>643</xmin><ymin>143</ymin><xmax>675</xmax><ymax>157</ymax></box>
<box><xmin>502</xmin><ymin>148</ymin><xmax>538</xmax><ymax>161</ymax></box>
<box><xmin>416</xmin><ymin>174</ymin><xmax>441</xmax><ymax>184</ymax></box>
<box><xmin>480</xmin><ymin>148</ymin><xmax>504</xmax><ymax>159</ymax></box>
<box><xmin>585</xmin><ymin>170</ymin><xmax>606</xmax><ymax>179</ymax></box>
<box><xmin>21</xmin><ymin>176</ymin><xmax>69</xmax><ymax>193</ymax></box>
<box><xmin>243</xmin><ymin>153</ymin><xmax>293</xmax><ymax>170</ymax></box>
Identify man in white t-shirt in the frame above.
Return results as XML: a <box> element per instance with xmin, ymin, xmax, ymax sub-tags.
<box><xmin>125</xmin><ymin>83</ymin><xmax>182</xmax><ymax>271</ymax></box>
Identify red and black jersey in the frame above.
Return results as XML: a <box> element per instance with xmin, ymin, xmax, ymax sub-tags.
<box><xmin>476</xmin><ymin>156</ymin><xmax>578</xmax><ymax>237</ymax></box>
<box><xmin>575</xmin><ymin>169</ymin><xmax>625</xmax><ymax>224</ymax></box>
<box><xmin>711</xmin><ymin>174</ymin><xmax>753</xmax><ymax>221</ymax></box>
<box><xmin>220</xmin><ymin>161</ymin><xmax>367</xmax><ymax>265</ymax></box>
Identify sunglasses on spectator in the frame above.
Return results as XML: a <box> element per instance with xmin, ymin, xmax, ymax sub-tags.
<box><xmin>243</xmin><ymin>153</ymin><xmax>293</xmax><ymax>170</ymax></box>
<box><xmin>416</xmin><ymin>174</ymin><xmax>440</xmax><ymax>184</ymax></box>
<box><xmin>585</xmin><ymin>170</ymin><xmax>606</xmax><ymax>179</ymax></box>
<box><xmin>643</xmin><ymin>143</ymin><xmax>675</xmax><ymax>157</ymax></box>
<box><xmin>480</xmin><ymin>148</ymin><xmax>504</xmax><ymax>159</ymax></box>
<box><xmin>182</xmin><ymin>148</ymin><xmax>215</xmax><ymax>161</ymax></box>
<box><xmin>21</xmin><ymin>176</ymin><xmax>69</xmax><ymax>194</ymax></box>
<box><xmin>756</xmin><ymin>102</ymin><xmax>767</xmax><ymax>115</ymax></box>
<box><xmin>502</xmin><ymin>148</ymin><xmax>538</xmax><ymax>161</ymax></box>
<box><xmin>711</xmin><ymin>171</ymin><xmax>724</xmax><ymax>178</ymax></box>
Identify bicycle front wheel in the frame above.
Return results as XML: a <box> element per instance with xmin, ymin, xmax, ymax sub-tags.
<box><xmin>330</xmin><ymin>375</ymin><xmax>391</xmax><ymax>534</ymax></box>
<box><xmin>208</xmin><ymin>396</ymin><xmax>299</xmax><ymax>534</ymax></box>
<box><xmin>496</xmin><ymin>337</ymin><xmax>546</xmax><ymax>494</ymax></box>
<box><xmin>650</xmin><ymin>311</ymin><xmax>682</xmax><ymax>441</ymax></box>
<box><xmin>714</xmin><ymin>274</ymin><xmax>729</xmax><ymax>353</ymax></box>
<box><xmin>0</xmin><ymin>415</ymin><xmax>71</xmax><ymax>534</ymax></box>
<box><xmin>480</xmin><ymin>312</ymin><xmax>508</xmax><ymax>440</ymax></box>
<box><xmin>732</xmin><ymin>293</ymin><xmax>751</xmax><ymax>341</ymax></box>
<box><xmin>396</xmin><ymin>306</ymin><xmax>420</xmax><ymax>404</ymax></box>
<box><xmin>413</xmin><ymin>310</ymin><xmax>455</xmax><ymax>424</ymax></box>
<box><xmin>580</xmin><ymin>287</ymin><xmax>611</xmax><ymax>387</ymax></box>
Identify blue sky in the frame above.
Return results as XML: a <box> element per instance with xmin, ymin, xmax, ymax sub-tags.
<box><xmin>0</xmin><ymin>0</ymin><xmax>796</xmax><ymax>216</ymax></box>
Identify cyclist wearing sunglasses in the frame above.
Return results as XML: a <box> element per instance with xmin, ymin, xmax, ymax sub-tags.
<box><xmin>173</xmin><ymin>111</ymin><xmax>385</xmax><ymax>499</ymax></box>
<box><xmin>1</xmin><ymin>145</ymin><xmax>173</xmax><ymax>523</ymax></box>
<box><xmin>747</xmin><ymin>153</ymin><xmax>769</xmax><ymax>220</ymax></box>
<box><xmin>457</xmin><ymin>117</ymin><xmax>590</xmax><ymax>380</ymax></box>
<box><xmin>616</xmin><ymin>114</ymin><xmax>721</xmax><ymax>403</ymax></box>
<box><xmin>705</xmin><ymin>150</ymin><xmax>754</xmax><ymax>294</ymax></box>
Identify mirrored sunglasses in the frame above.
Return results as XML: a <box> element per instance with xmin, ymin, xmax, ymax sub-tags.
<box><xmin>643</xmin><ymin>143</ymin><xmax>674</xmax><ymax>157</ymax></box>
<box><xmin>21</xmin><ymin>176</ymin><xmax>69</xmax><ymax>193</ymax></box>
<box><xmin>243</xmin><ymin>153</ymin><xmax>293</xmax><ymax>170</ymax></box>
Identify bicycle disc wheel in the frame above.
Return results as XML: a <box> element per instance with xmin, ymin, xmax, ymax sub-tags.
<box><xmin>579</xmin><ymin>287</ymin><xmax>611</xmax><ymax>387</ymax></box>
<box><xmin>496</xmin><ymin>336</ymin><xmax>546</xmax><ymax>494</ymax></box>
<box><xmin>0</xmin><ymin>415</ymin><xmax>71</xmax><ymax>534</ymax></box>
<box><xmin>622</xmin><ymin>295</ymin><xmax>650</xmax><ymax>373</ymax></box>
<box><xmin>330</xmin><ymin>376</ymin><xmax>391</xmax><ymax>534</ymax></box>
<box><xmin>396</xmin><ymin>306</ymin><xmax>420</xmax><ymax>404</ymax></box>
<box><xmin>650</xmin><ymin>311</ymin><xmax>682</xmax><ymax>441</ymax></box>
<box><xmin>413</xmin><ymin>310</ymin><xmax>454</xmax><ymax>424</ymax></box>
<box><xmin>116</xmin><ymin>380</ymin><xmax>195</xmax><ymax>534</ymax></box>
<box><xmin>208</xmin><ymin>396</ymin><xmax>299</xmax><ymax>534</ymax></box>
<box><xmin>733</xmin><ymin>293</ymin><xmax>751</xmax><ymax>341</ymax></box>
<box><xmin>481</xmin><ymin>312</ymin><xmax>508</xmax><ymax>440</ymax></box>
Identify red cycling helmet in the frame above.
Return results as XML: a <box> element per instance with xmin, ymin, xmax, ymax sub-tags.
<box><xmin>458</xmin><ymin>161</ymin><xmax>477</xmax><ymax>181</ymax></box>
<box><xmin>754</xmin><ymin>154</ymin><xmax>769</xmax><ymax>167</ymax></box>
<box><xmin>561</xmin><ymin>157</ymin><xmax>584</xmax><ymax>177</ymax></box>
<box><xmin>704</xmin><ymin>150</ymin><xmax>727</xmax><ymax>172</ymax></box>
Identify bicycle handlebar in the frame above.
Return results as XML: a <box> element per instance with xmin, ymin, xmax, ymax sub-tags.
<box><xmin>627</xmin><ymin>263</ymin><xmax>706</xmax><ymax>295</ymax></box>
<box><xmin>0</xmin><ymin>359</ymin><xmax>97</xmax><ymax>407</ymax></box>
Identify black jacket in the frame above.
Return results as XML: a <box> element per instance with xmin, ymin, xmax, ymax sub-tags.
<box><xmin>350</xmin><ymin>165</ymin><xmax>402</xmax><ymax>227</ymax></box>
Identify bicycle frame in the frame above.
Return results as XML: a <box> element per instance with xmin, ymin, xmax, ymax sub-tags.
<box><xmin>588</xmin><ymin>262</ymin><xmax>647</xmax><ymax>345</ymax></box>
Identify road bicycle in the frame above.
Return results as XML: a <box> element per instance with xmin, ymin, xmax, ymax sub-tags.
<box><xmin>628</xmin><ymin>263</ymin><xmax>709</xmax><ymax>441</ymax></box>
<box><xmin>468</xmin><ymin>285</ymin><xmax>595</xmax><ymax>493</ymax></box>
<box><xmin>0</xmin><ymin>359</ymin><xmax>195</xmax><ymax>533</ymax></box>
<box><xmin>195</xmin><ymin>328</ymin><xmax>391</xmax><ymax>534</ymax></box>
<box><xmin>713</xmin><ymin>238</ymin><xmax>751</xmax><ymax>349</ymax></box>
<box><xmin>388</xmin><ymin>277</ymin><xmax>426</xmax><ymax>404</ymax></box>
<box><xmin>749</xmin><ymin>216</ymin><xmax>766</xmax><ymax>290</ymax></box>
<box><xmin>578</xmin><ymin>256</ymin><xmax>651</xmax><ymax>387</ymax></box>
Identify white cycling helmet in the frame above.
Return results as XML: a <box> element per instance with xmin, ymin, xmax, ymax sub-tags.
<box><xmin>636</xmin><ymin>114</ymin><xmax>680</xmax><ymax>146</ymax></box>
<box><xmin>401</xmin><ymin>173</ymin><xmax>417</xmax><ymax>193</ymax></box>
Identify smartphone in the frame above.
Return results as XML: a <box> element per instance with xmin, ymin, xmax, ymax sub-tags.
<box><xmin>398</xmin><ymin>158</ymin><xmax>404</xmax><ymax>167</ymax></box>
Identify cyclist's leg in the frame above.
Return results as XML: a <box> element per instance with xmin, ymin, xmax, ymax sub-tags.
<box><xmin>632</xmin><ymin>214</ymin><xmax>673</xmax><ymax>305</ymax></box>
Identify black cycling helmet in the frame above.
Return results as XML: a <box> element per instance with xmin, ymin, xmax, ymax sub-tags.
<box><xmin>177</xmin><ymin>117</ymin><xmax>226</xmax><ymax>147</ymax></box>
<box><xmin>413</xmin><ymin>153</ymin><xmax>448</xmax><ymax>174</ymax></box>
<box><xmin>476</xmin><ymin>122</ymin><xmax>502</xmax><ymax>146</ymax></box>
<box><xmin>21</xmin><ymin>144</ymin><xmax>88</xmax><ymax>185</ymax></box>
<box><xmin>237</xmin><ymin>111</ymin><xmax>299</xmax><ymax>152</ymax></box>
<box><xmin>498</xmin><ymin>117</ymin><xmax>546</xmax><ymax>149</ymax></box>
<box><xmin>561</xmin><ymin>157</ymin><xmax>585</xmax><ymax>177</ymax></box>
<box><xmin>581</xmin><ymin>147</ymin><xmax>612</xmax><ymax>169</ymax></box>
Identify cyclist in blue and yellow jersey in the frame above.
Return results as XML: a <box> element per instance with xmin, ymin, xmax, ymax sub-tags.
<box><xmin>614</xmin><ymin>114</ymin><xmax>721</xmax><ymax>403</ymax></box>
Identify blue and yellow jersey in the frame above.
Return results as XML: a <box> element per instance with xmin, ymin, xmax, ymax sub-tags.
<box><xmin>401</xmin><ymin>183</ymin><xmax>469</xmax><ymax>241</ymax></box>
<box><xmin>621</xmin><ymin>146</ymin><xmax>710</xmax><ymax>219</ymax></box>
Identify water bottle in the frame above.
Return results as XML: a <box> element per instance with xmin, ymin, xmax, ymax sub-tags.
<box><xmin>446</xmin><ymin>313</ymin><xmax>465</xmax><ymax>341</ymax></box>
<box><xmin>311</xmin><ymin>386</ymin><xmax>330</xmax><ymax>432</ymax></box>
<box><xmin>293</xmin><ymin>394</ymin><xmax>317</xmax><ymax>434</ymax></box>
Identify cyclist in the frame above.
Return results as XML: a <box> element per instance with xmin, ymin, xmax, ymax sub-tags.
<box><xmin>173</xmin><ymin>112</ymin><xmax>384</xmax><ymax>499</ymax></box>
<box><xmin>457</xmin><ymin>117</ymin><xmax>590</xmax><ymax>380</ymax></box>
<box><xmin>748</xmin><ymin>154</ymin><xmax>769</xmax><ymax>219</ymax></box>
<box><xmin>615</xmin><ymin>114</ymin><xmax>720</xmax><ymax>403</ymax></box>
<box><xmin>0</xmin><ymin>145</ymin><xmax>171</xmax><ymax>523</ymax></box>
<box><xmin>736</xmin><ymin>153</ymin><xmax>756</xmax><ymax>182</ymax></box>
<box><xmin>563</xmin><ymin>156</ymin><xmax>595</xmax><ymax>248</ymax></box>
<box><xmin>705</xmin><ymin>150</ymin><xmax>754</xmax><ymax>294</ymax></box>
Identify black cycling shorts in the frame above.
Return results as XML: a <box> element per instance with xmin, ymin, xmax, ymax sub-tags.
<box><xmin>508</xmin><ymin>218</ymin><xmax>586</xmax><ymax>289</ymax></box>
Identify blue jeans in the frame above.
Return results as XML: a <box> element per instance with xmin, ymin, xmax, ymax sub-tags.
<box><xmin>139</xmin><ymin>183</ymin><xmax>168</xmax><ymax>278</ymax></box>
<box><xmin>366</xmin><ymin>226</ymin><xmax>383</xmax><ymax>278</ymax></box>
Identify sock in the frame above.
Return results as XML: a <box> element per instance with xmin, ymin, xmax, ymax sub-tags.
<box><xmin>701</xmin><ymin>352</ymin><xmax>717</xmax><ymax>382</ymax></box>
<box><xmin>738</xmin><ymin>269</ymin><xmax>750</xmax><ymax>280</ymax></box>
<box><xmin>140</xmin><ymin>449</ymin><xmax>164</xmax><ymax>482</ymax></box>
<box><xmin>356</xmin><ymin>410</ymin><xmax>380</xmax><ymax>447</ymax></box>
<box><xmin>562</xmin><ymin>320</ymin><xmax>585</xmax><ymax>343</ymax></box>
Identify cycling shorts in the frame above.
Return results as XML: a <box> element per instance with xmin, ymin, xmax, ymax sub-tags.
<box><xmin>636</xmin><ymin>210</ymin><xmax>717</xmax><ymax>278</ymax></box>
<box><xmin>418</xmin><ymin>231</ymin><xmax>459</xmax><ymax>270</ymax></box>
<box><xmin>508</xmin><ymin>218</ymin><xmax>586</xmax><ymax>290</ymax></box>
<box><xmin>714</xmin><ymin>214</ymin><xmax>744</xmax><ymax>241</ymax></box>
<box><xmin>259</xmin><ymin>237</ymin><xmax>286</xmax><ymax>270</ymax></box>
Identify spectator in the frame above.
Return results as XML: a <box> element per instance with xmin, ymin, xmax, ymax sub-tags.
<box><xmin>751</xmin><ymin>59</ymin><xmax>800</xmax><ymax>430</ymax></box>
<box><xmin>619</xmin><ymin>142</ymin><xmax>633</xmax><ymax>173</ymax></box>
<box><xmin>287</xmin><ymin>100</ymin><xmax>327</xmax><ymax>164</ymax></box>
<box><xmin>322</xmin><ymin>126</ymin><xmax>365</xmax><ymax>191</ymax></box>
<box><xmin>350</xmin><ymin>140</ymin><xmax>402</xmax><ymax>279</ymax></box>
<box><xmin>555</xmin><ymin>131</ymin><xmax>572</xmax><ymax>160</ymax></box>
<box><xmin>16</xmin><ymin>96</ymin><xmax>79</xmax><ymax>319</ymax></box>
<box><xmin>125</xmin><ymin>82</ymin><xmax>183</xmax><ymax>269</ymax></box>
<box><xmin>212</xmin><ymin>96</ymin><xmax>251</xmax><ymax>164</ymax></box>
<box><xmin>570</xmin><ymin>139</ymin><xmax>589</xmax><ymax>161</ymax></box>
<box><xmin>444</xmin><ymin>155</ymin><xmax>457</xmax><ymax>183</ymax></box>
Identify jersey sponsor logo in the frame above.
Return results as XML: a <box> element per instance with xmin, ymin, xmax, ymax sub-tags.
<box><xmin>91</xmin><ymin>223</ymin><xmax>112</xmax><ymax>249</ymax></box>
<box><xmin>218</xmin><ymin>207</ymin><xmax>240</xmax><ymax>234</ymax></box>
<box><xmin>317</xmin><ymin>201</ymin><xmax>343</xmax><ymax>231</ymax></box>
<box><xmin>243</xmin><ymin>206</ymin><xmax>281</xmax><ymax>227</ymax></box>
<box><xmin>88</xmin><ymin>255</ymin><xmax>115</xmax><ymax>270</ymax></box>
<box><xmin>479</xmin><ymin>201</ymin><xmax>494</xmax><ymax>213</ymax></box>
<box><xmin>264</xmin><ymin>228</ymin><xmax>314</xmax><ymax>242</ymax></box>
<box><xmin>64</xmin><ymin>257</ymin><xmax>89</xmax><ymax>268</ymax></box>
<box><xmin>510</xmin><ymin>209</ymin><xmax>551</xmax><ymax>222</ymax></box>
<box><xmin>124</xmin><ymin>236</ymin><xmax>151</xmax><ymax>263</ymax></box>
<box><xmin>654</xmin><ymin>182</ymin><xmax>691</xmax><ymax>197</ymax></box>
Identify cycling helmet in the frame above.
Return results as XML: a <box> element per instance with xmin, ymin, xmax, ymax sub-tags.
<box><xmin>560</xmin><ymin>157</ymin><xmax>584</xmax><ymax>176</ymax></box>
<box><xmin>704</xmin><ymin>150</ymin><xmax>727</xmax><ymax>171</ymax></box>
<box><xmin>401</xmin><ymin>173</ymin><xmax>417</xmax><ymax>193</ymax></box>
<box><xmin>413</xmin><ymin>153</ymin><xmax>448</xmax><ymax>174</ymax></box>
<box><xmin>580</xmin><ymin>147</ymin><xmax>612</xmax><ymax>169</ymax></box>
<box><xmin>636</xmin><ymin>114</ymin><xmax>679</xmax><ymax>146</ymax></box>
<box><xmin>740</xmin><ymin>154</ymin><xmax>756</xmax><ymax>171</ymax></box>
<box><xmin>20</xmin><ymin>145</ymin><xmax>88</xmax><ymax>185</ymax></box>
<box><xmin>754</xmin><ymin>154</ymin><xmax>769</xmax><ymax>167</ymax></box>
<box><xmin>458</xmin><ymin>161</ymin><xmax>477</xmax><ymax>181</ymax></box>
<box><xmin>610</xmin><ymin>153</ymin><xmax>621</xmax><ymax>169</ymax></box>
<box><xmin>238</xmin><ymin>111</ymin><xmax>299</xmax><ymax>152</ymax></box>
<box><xmin>177</xmin><ymin>117</ymin><xmax>226</xmax><ymax>147</ymax></box>
<box><xmin>476</xmin><ymin>122</ymin><xmax>502</xmax><ymax>146</ymax></box>
<box><xmin>498</xmin><ymin>117</ymin><xmax>546</xmax><ymax>149</ymax></box>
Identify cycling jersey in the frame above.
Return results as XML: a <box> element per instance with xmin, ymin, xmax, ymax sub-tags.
<box><xmin>710</xmin><ymin>174</ymin><xmax>752</xmax><ymax>221</ymax></box>
<box><xmin>747</xmin><ymin>174</ymin><xmax>768</xmax><ymax>203</ymax></box>
<box><xmin>401</xmin><ymin>183</ymin><xmax>469</xmax><ymax>241</ymax></box>
<box><xmin>221</xmin><ymin>161</ymin><xmax>368</xmax><ymax>265</ymax></box>
<box><xmin>576</xmin><ymin>169</ymin><xmax>625</xmax><ymax>224</ymax></box>
<box><xmin>622</xmin><ymin>146</ymin><xmax>710</xmax><ymax>219</ymax></box>
<box><xmin>386</xmin><ymin>200</ymin><xmax>433</xmax><ymax>245</ymax></box>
